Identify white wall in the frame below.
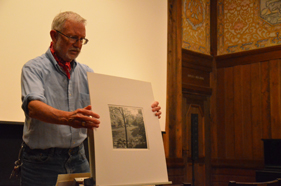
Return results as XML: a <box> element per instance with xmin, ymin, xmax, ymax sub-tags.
<box><xmin>0</xmin><ymin>0</ymin><xmax>167</xmax><ymax>131</ymax></box>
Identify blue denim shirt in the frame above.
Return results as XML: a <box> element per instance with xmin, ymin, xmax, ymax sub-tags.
<box><xmin>21</xmin><ymin>48</ymin><xmax>93</xmax><ymax>149</ymax></box>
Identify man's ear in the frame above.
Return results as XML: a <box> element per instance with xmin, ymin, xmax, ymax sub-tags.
<box><xmin>50</xmin><ymin>30</ymin><xmax>57</xmax><ymax>42</ymax></box>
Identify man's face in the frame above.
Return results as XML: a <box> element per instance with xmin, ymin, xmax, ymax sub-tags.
<box><xmin>53</xmin><ymin>19</ymin><xmax>86</xmax><ymax>62</ymax></box>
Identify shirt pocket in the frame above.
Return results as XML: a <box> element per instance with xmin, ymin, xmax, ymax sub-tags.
<box><xmin>79</xmin><ymin>93</ymin><xmax>90</xmax><ymax>107</ymax></box>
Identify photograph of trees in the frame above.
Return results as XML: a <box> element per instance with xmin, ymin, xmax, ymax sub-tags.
<box><xmin>109</xmin><ymin>105</ymin><xmax>148</xmax><ymax>149</ymax></box>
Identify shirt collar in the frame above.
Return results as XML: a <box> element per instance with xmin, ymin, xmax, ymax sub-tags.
<box><xmin>48</xmin><ymin>42</ymin><xmax>77</xmax><ymax>79</ymax></box>
<box><xmin>46</xmin><ymin>47</ymin><xmax>77</xmax><ymax>72</ymax></box>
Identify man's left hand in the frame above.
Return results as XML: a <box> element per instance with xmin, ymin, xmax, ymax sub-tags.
<box><xmin>151</xmin><ymin>101</ymin><xmax>161</xmax><ymax>119</ymax></box>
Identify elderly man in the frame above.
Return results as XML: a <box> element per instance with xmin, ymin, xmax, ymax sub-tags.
<box><xmin>20</xmin><ymin>11</ymin><xmax>161</xmax><ymax>186</ymax></box>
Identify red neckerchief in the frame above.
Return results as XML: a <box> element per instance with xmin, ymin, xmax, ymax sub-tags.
<box><xmin>50</xmin><ymin>42</ymin><xmax>71</xmax><ymax>79</ymax></box>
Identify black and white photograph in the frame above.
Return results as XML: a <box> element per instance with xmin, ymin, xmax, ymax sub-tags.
<box><xmin>109</xmin><ymin>105</ymin><xmax>148</xmax><ymax>149</ymax></box>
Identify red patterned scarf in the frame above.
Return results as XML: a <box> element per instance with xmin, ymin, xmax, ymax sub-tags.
<box><xmin>50</xmin><ymin>42</ymin><xmax>71</xmax><ymax>79</ymax></box>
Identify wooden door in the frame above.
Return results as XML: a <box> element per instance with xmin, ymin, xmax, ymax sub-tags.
<box><xmin>182</xmin><ymin>95</ymin><xmax>211</xmax><ymax>186</ymax></box>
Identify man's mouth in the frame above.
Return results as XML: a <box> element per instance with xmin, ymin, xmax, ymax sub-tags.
<box><xmin>69</xmin><ymin>50</ymin><xmax>80</xmax><ymax>54</ymax></box>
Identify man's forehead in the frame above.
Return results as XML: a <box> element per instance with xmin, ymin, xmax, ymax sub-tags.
<box><xmin>62</xmin><ymin>20</ymin><xmax>86</xmax><ymax>35</ymax></box>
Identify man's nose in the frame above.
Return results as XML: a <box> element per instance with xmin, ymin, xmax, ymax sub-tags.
<box><xmin>73</xmin><ymin>39</ymin><xmax>83</xmax><ymax>48</ymax></box>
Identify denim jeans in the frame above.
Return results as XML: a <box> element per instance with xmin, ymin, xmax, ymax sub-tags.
<box><xmin>20</xmin><ymin>143</ymin><xmax>90</xmax><ymax>186</ymax></box>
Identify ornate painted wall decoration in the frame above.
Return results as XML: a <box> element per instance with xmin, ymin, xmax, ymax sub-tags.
<box><xmin>260</xmin><ymin>0</ymin><xmax>281</xmax><ymax>25</ymax></box>
<box><xmin>182</xmin><ymin>0</ymin><xmax>210</xmax><ymax>55</ymax></box>
<box><xmin>217</xmin><ymin>0</ymin><xmax>281</xmax><ymax>55</ymax></box>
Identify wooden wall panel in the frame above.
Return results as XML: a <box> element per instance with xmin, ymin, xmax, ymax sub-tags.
<box><xmin>233</xmin><ymin>65</ymin><xmax>243</xmax><ymax>159</ymax></box>
<box><xmin>216</xmin><ymin>68</ymin><xmax>226</xmax><ymax>159</ymax></box>
<box><xmin>182</xmin><ymin>67</ymin><xmax>210</xmax><ymax>88</ymax></box>
<box><xmin>241</xmin><ymin>65</ymin><xmax>252</xmax><ymax>160</ymax></box>
<box><xmin>261</xmin><ymin>61</ymin><xmax>271</xmax><ymax>139</ymax></box>
<box><xmin>250</xmin><ymin>63</ymin><xmax>263</xmax><ymax>160</ymax></box>
<box><xmin>270</xmin><ymin>59</ymin><xmax>281</xmax><ymax>138</ymax></box>
<box><xmin>212</xmin><ymin>55</ymin><xmax>281</xmax><ymax>185</ymax></box>
<box><xmin>224</xmin><ymin>67</ymin><xmax>235</xmax><ymax>159</ymax></box>
<box><xmin>168</xmin><ymin>1</ymin><xmax>281</xmax><ymax>185</ymax></box>
<box><xmin>179</xmin><ymin>41</ymin><xmax>281</xmax><ymax>186</ymax></box>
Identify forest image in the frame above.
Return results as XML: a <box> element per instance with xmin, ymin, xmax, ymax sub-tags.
<box><xmin>109</xmin><ymin>105</ymin><xmax>147</xmax><ymax>149</ymax></box>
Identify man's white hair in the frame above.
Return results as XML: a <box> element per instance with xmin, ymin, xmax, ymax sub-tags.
<box><xmin>51</xmin><ymin>11</ymin><xmax>87</xmax><ymax>31</ymax></box>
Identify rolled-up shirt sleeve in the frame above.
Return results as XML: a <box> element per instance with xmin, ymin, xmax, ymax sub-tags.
<box><xmin>21</xmin><ymin>61</ymin><xmax>46</xmax><ymax>116</ymax></box>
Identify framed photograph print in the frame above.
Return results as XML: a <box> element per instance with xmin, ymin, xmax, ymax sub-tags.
<box><xmin>87</xmin><ymin>72</ymin><xmax>170</xmax><ymax>186</ymax></box>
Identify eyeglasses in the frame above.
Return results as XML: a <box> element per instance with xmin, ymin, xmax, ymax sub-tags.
<box><xmin>55</xmin><ymin>30</ymin><xmax>89</xmax><ymax>45</ymax></box>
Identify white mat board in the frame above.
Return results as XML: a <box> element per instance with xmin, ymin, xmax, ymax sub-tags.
<box><xmin>87</xmin><ymin>72</ymin><xmax>169</xmax><ymax>186</ymax></box>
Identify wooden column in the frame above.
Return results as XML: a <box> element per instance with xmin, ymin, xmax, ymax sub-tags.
<box><xmin>165</xmin><ymin>0</ymin><xmax>182</xmax><ymax>158</ymax></box>
<box><xmin>164</xmin><ymin>0</ymin><xmax>184</xmax><ymax>183</ymax></box>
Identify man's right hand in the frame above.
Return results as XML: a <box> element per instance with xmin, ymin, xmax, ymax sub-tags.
<box><xmin>67</xmin><ymin>105</ymin><xmax>100</xmax><ymax>129</ymax></box>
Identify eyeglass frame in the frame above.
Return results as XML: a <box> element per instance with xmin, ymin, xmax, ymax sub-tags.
<box><xmin>55</xmin><ymin>30</ymin><xmax>89</xmax><ymax>45</ymax></box>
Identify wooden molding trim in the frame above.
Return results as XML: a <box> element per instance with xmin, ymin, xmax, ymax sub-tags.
<box><xmin>182</xmin><ymin>49</ymin><xmax>213</xmax><ymax>72</ymax></box>
<box><xmin>182</xmin><ymin>83</ymin><xmax>212</xmax><ymax>96</ymax></box>
<box><xmin>216</xmin><ymin>45</ymin><xmax>281</xmax><ymax>68</ymax></box>
<box><xmin>211</xmin><ymin>159</ymin><xmax>264</xmax><ymax>169</ymax></box>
